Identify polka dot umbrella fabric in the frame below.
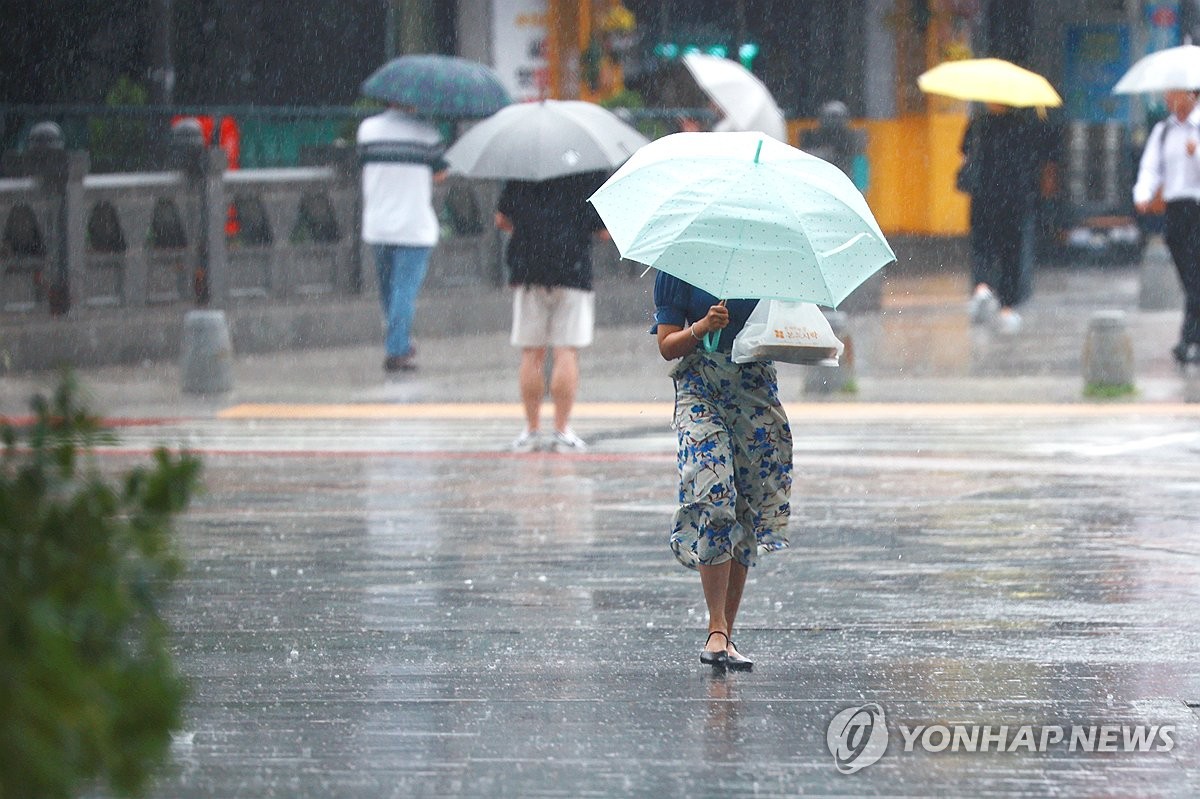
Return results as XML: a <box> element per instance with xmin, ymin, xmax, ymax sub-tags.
<box><xmin>361</xmin><ymin>55</ymin><xmax>512</xmax><ymax>119</ymax></box>
<box><xmin>588</xmin><ymin>131</ymin><xmax>895</xmax><ymax>307</ymax></box>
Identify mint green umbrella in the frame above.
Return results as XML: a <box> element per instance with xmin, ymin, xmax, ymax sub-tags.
<box><xmin>588</xmin><ymin>131</ymin><xmax>894</xmax><ymax>307</ymax></box>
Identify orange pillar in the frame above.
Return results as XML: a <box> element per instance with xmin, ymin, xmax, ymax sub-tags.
<box><xmin>546</xmin><ymin>0</ymin><xmax>563</xmax><ymax>98</ymax></box>
<box><xmin>578</xmin><ymin>0</ymin><xmax>592</xmax><ymax>54</ymax></box>
<box><xmin>546</xmin><ymin>0</ymin><xmax>587</xmax><ymax>99</ymax></box>
<box><xmin>875</xmin><ymin>0</ymin><xmax>971</xmax><ymax>236</ymax></box>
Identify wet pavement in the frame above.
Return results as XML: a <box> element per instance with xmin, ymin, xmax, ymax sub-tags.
<box><xmin>6</xmin><ymin>261</ymin><xmax>1200</xmax><ymax>796</ymax></box>
<box><xmin>75</xmin><ymin>407</ymin><xmax>1200</xmax><ymax>798</ymax></box>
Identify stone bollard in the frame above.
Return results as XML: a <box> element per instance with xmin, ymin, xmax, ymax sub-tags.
<box><xmin>1184</xmin><ymin>371</ymin><xmax>1200</xmax><ymax>404</ymax></box>
<box><xmin>1081</xmin><ymin>310</ymin><xmax>1135</xmax><ymax>397</ymax></box>
<box><xmin>180</xmin><ymin>310</ymin><xmax>234</xmax><ymax>394</ymax></box>
<box><xmin>1138</xmin><ymin>234</ymin><xmax>1183</xmax><ymax>311</ymax></box>
<box><xmin>803</xmin><ymin>311</ymin><xmax>856</xmax><ymax>396</ymax></box>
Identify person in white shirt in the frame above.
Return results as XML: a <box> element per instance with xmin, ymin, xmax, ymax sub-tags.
<box><xmin>1133</xmin><ymin>89</ymin><xmax>1200</xmax><ymax>365</ymax></box>
<box><xmin>357</xmin><ymin>105</ymin><xmax>447</xmax><ymax>372</ymax></box>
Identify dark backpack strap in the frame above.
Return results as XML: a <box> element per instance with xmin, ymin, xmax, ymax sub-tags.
<box><xmin>1158</xmin><ymin>119</ymin><xmax>1169</xmax><ymax>179</ymax></box>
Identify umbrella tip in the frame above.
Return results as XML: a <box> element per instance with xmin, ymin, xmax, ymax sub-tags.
<box><xmin>754</xmin><ymin>139</ymin><xmax>763</xmax><ymax>164</ymax></box>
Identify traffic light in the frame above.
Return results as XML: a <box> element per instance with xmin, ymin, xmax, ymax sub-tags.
<box><xmin>652</xmin><ymin>41</ymin><xmax>759</xmax><ymax>66</ymax></box>
<box><xmin>738</xmin><ymin>42</ymin><xmax>759</xmax><ymax>69</ymax></box>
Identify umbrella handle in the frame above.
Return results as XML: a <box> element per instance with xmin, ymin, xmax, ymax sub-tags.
<box><xmin>702</xmin><ymin>299</ymin><xmax>726</xmax><ymax>353</ymax></box>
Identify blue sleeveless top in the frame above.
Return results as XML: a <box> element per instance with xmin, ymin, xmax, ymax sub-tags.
<box><xmin>650</xmin><ymin>272</ymin><xmax>759</xmax><ymax>354</ymax></box>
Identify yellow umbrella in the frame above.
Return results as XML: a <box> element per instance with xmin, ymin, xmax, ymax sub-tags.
<box><xmin>917</xmin><ymin>58</ymin><xmax>1062</xmax><ymax>108</ymax></box>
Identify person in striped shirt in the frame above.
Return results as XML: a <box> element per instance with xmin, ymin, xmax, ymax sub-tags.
<box><xmin>357</xmin><ymin>104</ymin><xmax>448</xmax><ymax>372</ymax></box>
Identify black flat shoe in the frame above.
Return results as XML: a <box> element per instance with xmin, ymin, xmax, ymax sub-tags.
<box><xmin>384</xmin><ymin>347</ymin><xmax>417</xmax><ymax>372</ymax></box>
<box><xmin>384</xmin><ymin>355</ymin><xmax>417</xmax><ymax>372</ymax></box>
<box><xmin>700</xmin><ymin>630</ymin><xmax>729</xmax><ymax>667</ymax></box>
<box><xmin>725</xmin><ymin>640</ymin><xmax>753</xmax><ymax>671</ymax></box>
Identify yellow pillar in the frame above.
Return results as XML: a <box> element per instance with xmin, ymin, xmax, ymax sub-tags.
<box><xmin>868</xmin><ymin>0</ymin><xmax>971</xmax><ymax>236</ymax></box>
<box><xmin>552</xmin><ymin>0</ymin><xmax>632</xmax><ymax>104</ymax></box>
<box><xmin>578</xmin><ymin>0</ymin><xmax>592</xmax><ymax>53</ymax></box>
<box><xmin>546</xmin><ymin>0</ymin><xmax>584</xmax><ymax>99</ymax></box>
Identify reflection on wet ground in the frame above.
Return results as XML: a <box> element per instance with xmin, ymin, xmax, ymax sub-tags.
<box><xmin>80</xmin><ymin>409</ymin><xmax>1200</xmax><ymax>797</ymax></box>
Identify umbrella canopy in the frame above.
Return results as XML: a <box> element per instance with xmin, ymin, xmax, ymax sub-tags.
<box><xmin>917</xmin><ymin>58</ymin><xmax>1063</xmax><ymax>108</ymax></box>
<box><xmin>681</xmin><ymin>54</ymin><xmax>788</xmax><ymax>140</ymax></box>
<box><xmin>444</xmin><ymin>100</ymin><xmax>650</xmax><ymax>181</ymax></box>
<box><xmin>588</xmin><ymin>132</ymin><xmax>894</xmax><ymax>307</ymax></box>
<box><xmin>1112</xmin><ymin>45</ymin><xmax>1200</xmax><ymax>94</ymax></box>
<box><xmin>361</xmin><ymin>55</ymin><xmax>512</xmax><ymax>119</ymax></box>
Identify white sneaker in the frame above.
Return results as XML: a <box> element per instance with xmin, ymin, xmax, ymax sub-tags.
<box><xmin>552</xmin><ymin>428</ymin><xmax>587</xmax><ymax>452</ymax></box>
<box><xmin>511</xmin><ymin>429</ymin><xmax>541</xmax><ymax>452</ymax></box>
<box><xmin>995</xmin><ymin>310</ymin><xmax>1022</xmax><ymax>335</ymax></box>
<box><xmin>967</xmin><ymin>287</ymin><xmax>999</xmax><ymax>324</ymax></box>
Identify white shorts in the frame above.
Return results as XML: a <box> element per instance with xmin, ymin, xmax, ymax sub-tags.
<box><xmin>510</xmin><ymin>285</ymin><xmax>595</xmax><ymax>349</ymax></box>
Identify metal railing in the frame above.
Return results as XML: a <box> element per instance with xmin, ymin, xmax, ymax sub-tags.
<box><xmin>1</xmin><ymin>104</ymin><xmax>709</xmax><ymax>171</ymax></box>
<box><xmin>1</xmin><ymin>120</ymin><xmax>505</xmax><ymax>318</ymax></box>
<box><xmin>2</xmin><ymin>104</ymin><xmax>366</xmax><ymax>171</ymax></box>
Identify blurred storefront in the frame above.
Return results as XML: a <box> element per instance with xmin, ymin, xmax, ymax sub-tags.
<box><xmin>526</xmin><ymin>0</ymin><xmax>978</xmax><ymax>235</ymax></box>
<box><xmin>510</xmin><ymin>1</ymin><xmax>1169</xmax><ymax>242</ymax></box>
<box><xmin>12</xmin><ymin>1</ymin><xmax>1171</xmax><ymax>239</ymax></box>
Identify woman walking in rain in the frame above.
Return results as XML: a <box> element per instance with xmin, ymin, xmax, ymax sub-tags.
<box><xmin>651</xmin><ymin>274</ymin><xmax>792</xmax><ymax>670</ymax></box>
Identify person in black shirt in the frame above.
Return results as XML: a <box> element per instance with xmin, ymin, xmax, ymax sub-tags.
<box><xmin>496</xmin><ymin>170</ymin><xmax>609</xmax><ymax>452</ymax></box>
<box><xmin>801</xmin><ymin>100</ymin><xmax>869</xmax><ymax>191</ymax></box>
<box><xmin>961</xmin><ymin>103</ymin><xmax>1054</xmax><ymax>334</ymax></box>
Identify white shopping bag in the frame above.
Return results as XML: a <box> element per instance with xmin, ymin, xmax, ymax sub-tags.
<box><xmin>730</xmin><ymin>300</ymin><xmax>844</xmax><ymax>366</ymax></box>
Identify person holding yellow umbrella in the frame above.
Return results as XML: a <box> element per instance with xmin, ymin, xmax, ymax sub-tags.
<box><xmin>919</xmin><ymin>59</ymin><xmax>1060</xmax><ymax>334</ymax></box>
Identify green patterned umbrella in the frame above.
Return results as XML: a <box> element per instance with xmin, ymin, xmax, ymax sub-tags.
<box><xmin>361</xmin><ymin>55</ymin><xmax>512</xmax><ymax>119</ymax></box>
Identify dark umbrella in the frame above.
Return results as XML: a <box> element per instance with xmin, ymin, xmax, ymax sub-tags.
<box><xmin>360</xmin><ymin>54</ymin><xmax>512</xmax><ymax>119</ymax></box>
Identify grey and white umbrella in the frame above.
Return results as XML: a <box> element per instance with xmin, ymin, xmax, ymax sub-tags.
<box><xmin>444</xmin><ymin>99</ymin><xmax>649</xmax><ymax>181</ymax></box>
<box><xmin>1113</xmin><ymin>44</ymin><xmax>1200</xmax><ymax>93</ymax></box>
<box><xmin>682</xmin><ymin>53</ymin><xmax>788</xmax><ymax>141</ymax></box>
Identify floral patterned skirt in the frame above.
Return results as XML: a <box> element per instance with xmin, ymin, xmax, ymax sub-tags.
<box><xmin>668</xmin><ymin>351</ymin><xmax>793</xmax><ymax>570</ymax></box>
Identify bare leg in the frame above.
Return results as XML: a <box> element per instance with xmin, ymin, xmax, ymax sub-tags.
<box><xmin>518</xmin><ymin>347</ymin><xmax>546</xmax><ymax>432</ymax></box>
<box><xmin>724</xmin><ymin>561</ymin><xmax>749</xmax><ymax>657</ymax></box>
<box><xmin>549</xmin><ymin>347</ymin><xmax>579</xmax><ymax>432</ymax></box>
<box><xmin>699</xmin><ymin>560</ymin><xmax>732</xmax><ymax>653</ymax></box>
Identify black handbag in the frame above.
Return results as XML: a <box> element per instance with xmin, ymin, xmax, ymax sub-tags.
<box><xmin>956</xmin><ymin>119</ymin><xmax>980</xmax><ymax>194</ymax></box>
<box><xmin>955</xmin><ymin>156</ymin><xmax>979</xmax><ymax>194</ymax></box>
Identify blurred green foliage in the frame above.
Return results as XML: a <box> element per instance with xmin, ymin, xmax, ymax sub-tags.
<box><xmin>599</xmin><ymin>90</ymin><xmax>671</xmax><ymax>140</ymax></box>
<box><xmin>598</xmin><ymin>88</ymin><xmax>644</xmax><ymax>110</ymax></box>
<box><xmin>0</xmin><ymin>376</ymin><xmax>201</xmax><ymax>799</ymax></box>
<box><xmin>88</xmin><ymin>77</ymin><xmax>151</xmax><ymax>172</ymax></box>
<box><xmin>1083</xmin><ymin>382</ymin><xmax>1137</xmax><ymax>399</ymax></box>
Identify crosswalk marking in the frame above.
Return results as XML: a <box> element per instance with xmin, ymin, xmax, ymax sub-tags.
<box><xmin>216</xmin><ymin>401</ymin><xmax>1200</xmax><ymax>421</ymax></box>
